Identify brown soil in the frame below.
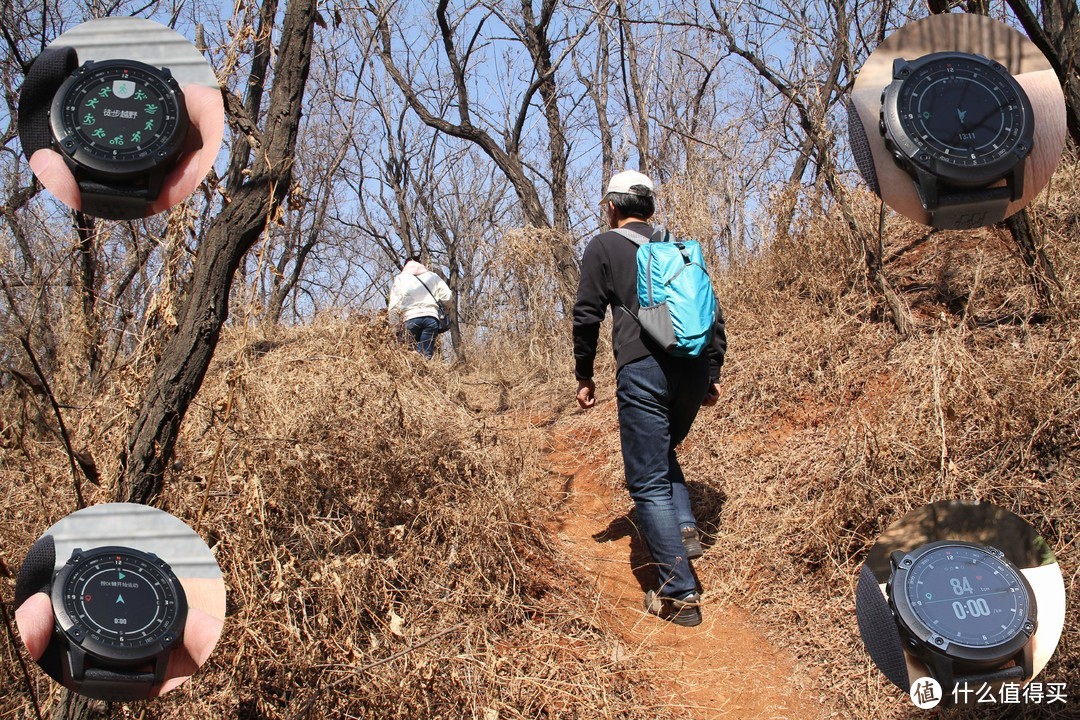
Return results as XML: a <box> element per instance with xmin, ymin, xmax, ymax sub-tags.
<box><xmin>545</xmin><ymin>420</ymin><xmax>825</xmax><ymax>719</ymax></box>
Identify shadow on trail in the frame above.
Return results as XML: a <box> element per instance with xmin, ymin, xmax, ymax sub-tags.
<box><xmin>591</xmin><ymin>481</ymin><xmax>728</xmax><ymax>594</ymax></box>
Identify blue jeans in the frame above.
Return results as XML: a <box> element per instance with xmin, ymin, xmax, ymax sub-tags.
<box><xmin>616</xmin><ymin>354</ymin><xmax>709</xmax><ymax>599</ymax></box>
<box><xmin>405</xmin><ymin>316</ymin><xmax>440</xmax><ymax>358</ymax></box>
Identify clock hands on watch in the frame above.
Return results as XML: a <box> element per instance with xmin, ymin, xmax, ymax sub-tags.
<box><xmin>879</xmin><ymin>52</ymin><xmax>1034</xmax><ymax>230</ymax></box>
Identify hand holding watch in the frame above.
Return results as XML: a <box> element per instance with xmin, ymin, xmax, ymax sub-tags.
<box><xmin>48</xmin><ymin>56</ymin><xmax>190</xmax><ymax>220</ymax></box>
<box><xmin>878</xmin><ymin>52</ymin><xmax>1035</xmax><ymax>230</ymax></box>
<box><xmin>51</xmin><ymin>546</ymin><xmax>188</xmax><ymax>701</ymax></box>
<box><xmin>19</xmin><ymin>38</ymin><xmax>223</xmax><ymax>221</ymax></box>
<box><xmin>886</xmin><ymin>540</ymin><xmax>1037</xmax><ymax>703</ymax></box>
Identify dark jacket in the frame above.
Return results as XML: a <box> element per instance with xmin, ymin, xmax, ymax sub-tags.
<box><xmin>572</xmin><ymin>221</ymin><xmax>727</xmax><ymax>382</ymax></box>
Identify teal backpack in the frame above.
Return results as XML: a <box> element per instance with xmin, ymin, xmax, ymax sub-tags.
<box><xmin>613</xmin><ymin>227</ymin><xmax>718</xmax><ymax>358</ymax></box>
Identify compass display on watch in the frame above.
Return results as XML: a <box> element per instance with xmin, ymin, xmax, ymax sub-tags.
<box><xmin>887</xmin><ymin>540</ymin><xmax>1037</xmax><ymax>702</ymax></box>
<box><xmin>879</xmin><ymin>51</ymin><xmax>1034</xmax><ymax>230</ymax></box>
<box><xmin>49</xmin><ymin>58</ymin><xmax>189</xmax><ymax>221</ymax></box>
<box><xmin>51</xmin><ymin>546</ymin><xmax>188</xmax><ymax>701</ymax></box>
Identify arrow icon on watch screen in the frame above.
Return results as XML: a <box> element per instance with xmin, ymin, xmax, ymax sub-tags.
<box><xmin>116</xmin><ymin>594</ymin><xmax>125</xmax><ymax>604</ymax></box>
<box><xmin>957</xmin><ymin>108</ymin><xmax>967</xmax><ymax>123</ymax></box>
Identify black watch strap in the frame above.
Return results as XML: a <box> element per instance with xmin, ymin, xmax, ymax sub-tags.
<box><xmin>954</xmin><ymin>664</ymin><xmax>1026</xmax><ymax>690</ymax></box>
<box><xmin>856</xmin><ymin>564</ymin><xmax>910</xmax><ymax>691</ymax></box>
<box><xmin>77</xmin><ymin>667</ymin><xmax>156</xmax><ymax>702</ymax></box>
<box><xmin>847</xmin><ymin>98</ymin><xmax>880</xmax><ymax>197</ymax></box>
<box><xmin>923</xmin><ymin>186</ymin><xmax>1013</xmax><ymax>230</ymax></box>
<box><xmin>77</xmin><ymin>177</ymin><xmax>156</xmax><ymax>221</ymax></box>
<box><xmin>18</xmin><ymin>46</ymin><xmax>78</xmax><ymax>160</ymax></box>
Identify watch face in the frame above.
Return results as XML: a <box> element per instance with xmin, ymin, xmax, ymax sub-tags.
<box><xmin>902</xmin><ymin>543</ymin><xmax>1033</xmax><ymax>648</ymax></box>
<box><xmin>51</xmin><ymin>60</ymin><xmax>186</xmax><ymax>172</ymax></box>
<box><xmin>894</xmin><ymin>53</ymin><xmax>1031</xmax><ymax>170</ymax></box>
<box><xmin>57</xmin><ymin>547</ymin><xmax>185</xmax><ymax>653</ymax></box>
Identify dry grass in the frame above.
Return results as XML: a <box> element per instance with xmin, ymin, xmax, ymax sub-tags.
<box><xmin>2</xmin><ymin>157</ymin><xmax>1078</xmax><ymax>719</ymax></box>
<box><xmin>689</xmin><ymin>169</ymin><xmax>1080</xmax><ymax>718</ymax></box>
<box><xmin>1</xmin><ymin>319</ymin><xmax>650</xmax><ymax>719</ymax></box>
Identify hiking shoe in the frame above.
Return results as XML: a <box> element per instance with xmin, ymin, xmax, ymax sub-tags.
<box><xmin>681</xmin><ymin>526</ymin><xmax>704</xmax><ymax>560</ymax></box>
<box><xmin>644</xmin><ymin>589</ymin><xmax>702</xmax><ymax>627</ymax></box>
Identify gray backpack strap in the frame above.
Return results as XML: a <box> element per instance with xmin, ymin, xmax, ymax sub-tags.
<box><xmin>611</xmin><ymin>227</ymin><xmax>649</xmax><ymax>246</ymax></box>
<box><xmin>609</xmin><ymin>228</ymin><xmax>644</xmax><ymax>318</ymax></box>
<box><xmin>613</xmin><ymin>225</ymin><xmax>673</xmax><ymax>244</ymax></box>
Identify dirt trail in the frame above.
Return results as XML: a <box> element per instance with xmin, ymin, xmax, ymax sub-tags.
<box><xmin>545</xmin><ymin>424</ymin><xmax>824</xmax><ymax>720</ymax></box>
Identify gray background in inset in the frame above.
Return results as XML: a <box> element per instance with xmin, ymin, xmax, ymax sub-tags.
<box><xmin>48</xmin><ymin>16</ymin><xmax>217</xmax><ymax>88</ymax></box>
<box><xmin>45</xmin><ymin>503</ymin><xmax>222</xmax><ymax>580</ymax></box>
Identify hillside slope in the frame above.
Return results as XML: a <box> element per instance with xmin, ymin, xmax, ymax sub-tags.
<box><xmin>2</xmin><ymin>170</ymin><xmax>1077</xmax><ymax>718</ymax></box>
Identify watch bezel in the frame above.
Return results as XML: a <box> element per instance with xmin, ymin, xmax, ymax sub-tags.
<box><xmin>887</xmin><ymin>540</ymin><xmax>1037</xmax><ymax>670</ymax></box>
<box><xmin>48</xmin><ymin>58</ymin><xmax>188</xmax><ymax>181</ymax></box>
<box><xmin>880</xmin><ymin>51</ymin><xmax>1034</xmax><ymax>189</ymax></box>
<box><xmin>51</xmin><ymin>545</ymin><xmax>187</xmax><ymax>670</ymax></box>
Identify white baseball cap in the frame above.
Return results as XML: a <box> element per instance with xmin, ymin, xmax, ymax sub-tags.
<box><xmin>603</xmin><ymin>170</ymin><xmax>654</xmax><ymax>199</ymax></box>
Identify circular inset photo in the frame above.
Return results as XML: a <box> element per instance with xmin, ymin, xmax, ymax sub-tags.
<box><xmin>17</xmin><ymin>16</ymin><xmax>224</xmax><ymax>221</ymax></box>
<box><xmin>855</xmin><ymin>500</ymin><xmax>1065</xmax><ymax>710</ymax></box>
<box><xmin>848</xmin><ymin>13</ymin><xmax>1067</xmax><ymax>230</ymax></box>
<box><xmin>13</xmin><ymin>503</ymin><xmax>226</xmax><ymax>701</ymax></box>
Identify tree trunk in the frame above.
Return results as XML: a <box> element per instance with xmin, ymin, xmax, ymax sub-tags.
<box><xmin>51</xmin><ymin>690</ymin><xmax>108</xmax><ymax>720</ymax></box>
<box><xmin>1006</xmin><ymin>0</ymin><xmax>1080</xmax><ymax>147</ymax></box>
<box><xmin>73</xmin><ymin>216</ymin><xmax>100</xmax><ymax>380</ymax></box>
<box><xmin>616</xmin><ymin>0</ymin><xmax>650</xmax><ymax>173</ymax></box>
<box><xmin>118</xmin><ymin>0</ymin><xmax>318</xmax><ymax>504</ymax></box>
<box><xmin>1005</xmin><ymin>209</ymin><xmax>1063</xmax><ymax>307</ymax></box>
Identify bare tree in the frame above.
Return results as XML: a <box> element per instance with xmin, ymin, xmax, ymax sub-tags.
<box><xmin>710</xmin><ymin>0</ymin><xmax>913</xmax><ymax>334</ymax></box>
<box><xmin>260</xmin><ymin>46</ymin><xmax>363</xmax><ymax>326</ymax></box>
<box><xmin>614</xmin><ymin>0</ymin><xmax>652</xmax><ymax>173</ymax></box>
<box><xmin>573</xmin><ymin>0</ymin><xmax>614</xmax><ymax>183</ymax></box>
<box><xmin>367</xmin><ymin>0</ymin><xmax>591</xmax><ymax>307</ymax></box>
<box><xmin>119</xmin><ymin>0</ymin><xmax>320</xmax><ymax>504</ymax></box>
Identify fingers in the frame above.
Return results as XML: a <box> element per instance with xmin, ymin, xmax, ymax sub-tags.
<box><xmin>31</xmin><ymin>83</ymin><xmax>224</xmax><ymax>216</ymax></box>
<box><xmin>155</xmin><ymin>84</ymin><xmax>224</xmax><ymax>212</ymax></box>
<box><xmin>14</xmin><ymin>592</ymin><xmax>54</xmax><ymax>661</ymax></box>
<box><xmin>183</xmin><ymin>606</ymin><xmax>225</xmax><ymax>667</ymax></box>
<box><xmin>30</xmin><ymin>149</ymin><xmax>81</xmax><ymax>209</ymax></box>
<box><xmin>153</xmin><ymin>607</ymin><xmax>224</xmax><ymax>697</ymax></box>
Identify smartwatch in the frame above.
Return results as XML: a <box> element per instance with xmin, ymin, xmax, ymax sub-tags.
<box><xmin>51</xmin><ymin>546</ymin><xmax>187</xmax><ymax>701</ymax></box>
<box><xmin>879</xmin><ymin>52</ymin><xmax>1034</xmax><ymax>230</ymax></box>
<box><xmin>887</xmin><ymin>540</ymin><xmax>1037</xmax><ymax>702</ymax></box>
<box><xmin>48</xmin><ymin>56</ymin><xmax>189</xmax><ymax>220</ymax></box>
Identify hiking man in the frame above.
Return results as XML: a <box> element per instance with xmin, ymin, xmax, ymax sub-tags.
<box><xmin>573</xmin><ymin>170</ymin><xmax>726</xmax><ymax>627</ymax></box>
<box><xmin>388</xmin><ymin>254</ymin><xmax>452</xmax><ymax>359</ymax></box>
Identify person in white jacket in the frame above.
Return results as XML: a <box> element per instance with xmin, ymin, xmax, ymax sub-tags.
<box><xmin>387</xmin><ymin>254</ymin><xmax>453</xmax><ymax>358</ymax></box>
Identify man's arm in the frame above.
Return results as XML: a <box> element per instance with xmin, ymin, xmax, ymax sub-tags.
<box><xmin>703</xmin><ymin>304</ymin><xmax>727</xmax><ymax>406</ymax></box>
<box><xmin>707</xmin><ymin>304</ymin><xmax>727</xmax><ymax>382</ymax></box>
<box><xmin>572</xmin><ymin>239</ymin><xmax>608</xmax><ymax>384</ymax></box>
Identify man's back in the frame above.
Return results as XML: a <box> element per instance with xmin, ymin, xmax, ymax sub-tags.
<box><xmin>573</xmin><ymin>221</ymin><xmax>726</xmax><ymax>383</ymax></box>
<box><xmin>573</xmin><ymin>220</ymin><xmax>659</xmax><ymax>377</ymax></box>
